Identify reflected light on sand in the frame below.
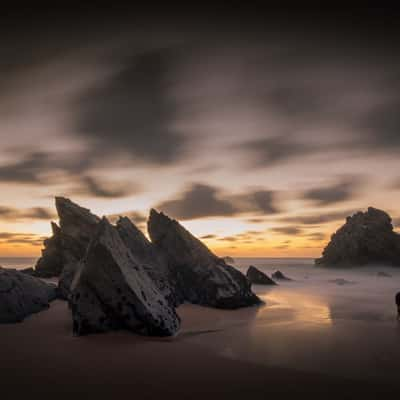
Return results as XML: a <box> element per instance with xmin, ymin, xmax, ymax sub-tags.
<box><xmin>258</xmin><ymin>289</ymin><xmax>332</xmax><ymax>326</ymax></box>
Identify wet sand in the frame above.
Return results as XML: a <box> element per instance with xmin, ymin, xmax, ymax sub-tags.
<box><xmin>1</xmin><ymin>290</ymin><xmax>400</xmax><ymax>399</ymax></box>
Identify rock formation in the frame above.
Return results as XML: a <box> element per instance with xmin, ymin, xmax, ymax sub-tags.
<box><xmin>316</xmin><ymin>207</ymin><xmax>400</xmax><ymax>267</ymax></box>
<box><xmin>271</xmin><ymin>270</ymin><xmax>292</xmax><ymax>281</ymax></box>
<box><xmin>148</xmin><ymin>209</ymin><xmax>260</xmax><ymax>309</ymax></box>
<box><xmin>34</xmin><ymin>197</ymin><xmax>101</xmax><ymax>298</ymax></box>
<box><xmin>70</xmin><ymin>218</ymin><xmax>180</xmax><ymax>336</ymax></box>
<box><xmin>0</xmin><ymin>268</ymin><xmax>57</xmax><ymax>323</ymax></box>
<box><xmin>116</xmin><ymin>216</ymin><xmax>180</xmax><ymax>306</ymax></box>
<box><xmin>246</xmin><ymin>266</ymin><xmax>277</xmax><ymax>285</ymax></box>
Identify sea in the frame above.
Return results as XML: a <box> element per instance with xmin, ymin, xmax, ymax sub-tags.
<box><xmin>2</xmin><ymin>256</ymin><xmax>400</xmax><ymax>382</ymax></box>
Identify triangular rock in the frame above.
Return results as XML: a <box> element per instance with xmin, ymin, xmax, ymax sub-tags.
<box><xmin>246</xmin><ymin>266</ymin><xmax>277</xmax><ymax>285</ymax></box>
<box><xmin>70</xmin><ymin>218</ymin><xmax>180</xmax><ymax>336</ymax></box>
<box><xmin>116</xmin><ymin>216</ymin><xmax>181</xmax><ymax>306</ymax></box>
<box><xmin>148</xmin><ymin>209</ymin><xmax>260</xmax><ymax>309</ymax></box>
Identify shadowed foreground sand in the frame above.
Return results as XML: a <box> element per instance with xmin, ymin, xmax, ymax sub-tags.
<box><xmin>1</xmin><ymin>299</ymin><xmax>399</xmax><ymax>399</ymax></box>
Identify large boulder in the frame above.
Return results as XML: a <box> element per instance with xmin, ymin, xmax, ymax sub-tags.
<box><xmin>246</xmin><ymin>266</ymin><xmax>277</xmax><ymax>285</ymax></box>
<box><xmin>34</xmin><ymin>197</ymin><xmax>101</xmax><ymax>298</ymax></box>
<box><xmin>69</xmin><ymin>218</ymin><xmax>180</xmax><ymax>336</ymax></box>
<box><xmin>116</xmin><ymin>217</ymin><xmax>180</xmax><ymax>306</ymax></box>
<box><xmin>316</xmin><ymin>207</ymin><xmax>400</xmax><ymax>267</ymax></box>
<box><xmin>0</xmin><ymin>267</ymin><xmax>57</xmax><ymax>323</ymax></box>
<box><xmin>148</xmin><ymin>209</ymin><xmax>260</xmax><ymax>309</ymax></box>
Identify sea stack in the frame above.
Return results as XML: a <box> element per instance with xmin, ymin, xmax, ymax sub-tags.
<box><xmin>148</xmin><ymin>209</ymin><xmax>260</xmax><ymax>309</ymax></box>
<box><xmin>70</xmin><ymin>218</ymin><xmax>180</xmax><ymax>336</ymax></box>
<box><xmin>246</xmin><ymin>266</ymin><xmax>277</xmax><ymax>285</ymax></box>
<box><xmin>316</xmin><ymin>207</ymin><xmax>400</xmax><ymax>267</ymax></box>
<box><xmin>34</xmin><ymin>197</ymin><xmax>100</xmax><ymax>287</ymax></box>
<box><xmin>0</xmin><ymin>268</ymin><xmax>57</xmax><ymax>323</ymax></box>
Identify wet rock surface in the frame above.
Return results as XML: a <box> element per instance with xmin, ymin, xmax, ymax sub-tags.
<box><xmin>246</xmin><ymin>266</ymin><xmax>277</xmax><ymax>285</ymax></box>
<box><xmin>316</xmin><ymin>207</ymin><xmax>400</xmax><ymax>267</ymax></box>
<box><xmin>0</xmin><ymin>268</ymin><xmax>57</xmax><ymax>323</ymax></box>
<box><xmin>70</xmin><ymin>218</ymin><xmax>180</xmax><ymax>336</ymax></box>
<box><xmin>148</xmin><ymin>209</ymin><xmax>260</xmax><ymax>309</ymax></box>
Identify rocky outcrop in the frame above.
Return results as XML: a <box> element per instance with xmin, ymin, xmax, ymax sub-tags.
<box><xmin>271</xmin><ymin>270</ymin><xmax>292</xmax><ymax>281</ymax></box>
<box><xmin>148</xmin><ymin>209</ymin><xmax>260</xmax><ymax>309</ymax></box>
<box><xmin>0</xmin><ymin>268</ymin><xmax>57</xmax><ymax>323</ymax></box>
<box><xmin>34</xmin><ymin>197</ymin><xmax>101</xmax><ymax>297</ymax></box>
<box><xmin>246</xmin><ymin>266</ymin><xmax>277</xmax><ymax>285</ymax></box>
<box><xmin>316</xmin><ymin>207</ymin><xmax>400</xmax><ymax>267</ymax></box>
<box><xmin>70</xmin><ymin>218</ymin><xmax>180</xmax><ymax>336</ymax></box>
<box><xmin>116</xmin><ymin>217</ymin><xmax>180</xmax><ymax>306</ymax></box>
<box><xmin>222</xmin><ymin>256</ymin><xmax>235</xmax><ymax>264</ymax></box>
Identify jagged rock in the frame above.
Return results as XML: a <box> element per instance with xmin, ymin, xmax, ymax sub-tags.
<box><xmin>0</xmin><ymin>268</ymin><xmax>57</xmax><ymax>323</ymax></box>
<box><xmin>148</xmin><ymin>209</ymin><xmax>260</xmax><ymax>309</ymax></box>
<box><xmin>271</xmin><ymin>270</ymin><xmax>292</xmax><ymax>281</ymax></box>
<box><xmin>222</xmin><ymin>256</ymin><xmax>235</xmax><ymax>264</ymax></box>
<box><xmin>34</xmin><ymin>197</ymin><xmax>101</xmax><ymax>298</ymax></box>
<box><xmin>70</xmin><ymin>218</ymin><xmax>180</xmax><ymax>336</ymax></box>
<box><xmin>377</xmin><ymin>271</ymin><xmax>392</xmax><ymax>278</ymax></box>
<box><xmin>246</xmin><ymin>266</ymin><xmax>277</xmax><ymax>285</ymax></box>
<box><xmin>316</xmin><ymin>207</ymin><xmax>400</xmax><ymax>267</ymax></box>
<box><xmin>116</xmin><ymin>217</ymin><xmax>180</xmax><ymax>306</ymax></box>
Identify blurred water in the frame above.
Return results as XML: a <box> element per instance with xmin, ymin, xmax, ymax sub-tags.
<box><xmin>0</xmin><ymin>257</ymin><xmax>37</xmax><ymax>270</ymax></box>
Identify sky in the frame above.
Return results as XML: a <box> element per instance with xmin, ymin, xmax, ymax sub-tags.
<box><xmin>1</xmin><ymin>5</ymin><xmax>400</xmax><ymax>257</ymax></box>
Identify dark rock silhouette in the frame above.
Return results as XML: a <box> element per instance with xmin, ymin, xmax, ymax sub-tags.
<box><xmin>148</xmin><ymin>209</ymin><xmax>260</xmax><ymax>309</ymax></box>
<box><xmin>0</xmin><ymin>267</ymin><xmax>57</xmax><ymax>323</ymax></box>
<box><xmin>222</xmin><ymin>256</ymin><xmax>235</xmax><ymax>264</ymax></box>
<box><xmin>316</xmin><ymin>207</ymin><xmax>400</xmax><ymax>267</ymax></box>
<box><xmin>70</xmin><ymin>218</ymin><xmax>180</xmax><ymax>336</ymax></box>
<box><xmin>328</xmin><ymin>278</ymin><xmax>356</xmax><ymax>286</ymax></box>
<box><xmin>116</xmin><ymin>216</ymin><xmax>180</xmax><ymax>306</ymax></box>
<box><xmin>34</xmin><ymin>197</ymin><xmax>101</xmax><ymax>298</ymax></box>
<box><xmin>271</xmin><ymin>270</ymin><xmax>292</xmax><ymax>281</ymax></box>
<box><xmin>377</xmin><ymin>271</ymin><xmax>392</xmax><ymax>278</ymax></box>
<box><xmin>246</xmin><ymin>266</ymin><xmax>277</xmax><ymax>285</ymax></box>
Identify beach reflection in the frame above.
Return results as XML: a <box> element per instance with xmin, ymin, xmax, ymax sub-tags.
<box><xmin>256</xmin><ymin>287</ymin><xmax>332</xmax><ymax>326</ymax></box>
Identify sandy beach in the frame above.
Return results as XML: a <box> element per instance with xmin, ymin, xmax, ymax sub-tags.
<box><xmin>2</xmin><ymin>263</ymin><xmax>400</xmax><ymax>399</ymax></box>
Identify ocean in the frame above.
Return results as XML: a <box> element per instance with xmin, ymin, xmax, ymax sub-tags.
<box><xmin>0</xmin><ymin>257</ymin><xmax>38</xmax><ymax>270</ymax></box>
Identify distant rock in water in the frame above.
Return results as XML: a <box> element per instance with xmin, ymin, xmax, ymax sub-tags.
<box><xmin>222</xmin><ymin>256</ymin><xmax>235</xmax><ymax>264</ymax></box>
<box><xmin>70</xmin><ymin>218</ymin><xmax>180</xmax><ymax>336</ymax></box>
<box><xmin>148</xmin><ymin>209</ymin><xmax>260</xmax><ymax>309</ymax></box>
<box><xmin>271</xmin><ymin>270</ymin><xmax>292</xmax><ymax>281</ymax></box>
<box><xmin>0</xmin><ymin>268</ymin><xmax>57</xmax><ymax>323</ymax></box>
<box><xmin>34</xmin><ymin>197</ymin><xmax>101</xmax><ymax>298</ymax></box>
<box><xmin>328</xmin><ymin>278</ymin><xmax>356</xmax><ymax>286</ymax></box>
<box><xmin>246</xmin><ymin>266</ymin><xmax>277</xmax><ymax>285</ymax></box>
<box><xmin>377</xmin><ymin>271</ymin><xmax>392</xmax><ymax>278</ymax></box>
<box><xmin>316</xmin><ymin>207</ymin><xmax>400</xmax><ymax>267</ymax></box>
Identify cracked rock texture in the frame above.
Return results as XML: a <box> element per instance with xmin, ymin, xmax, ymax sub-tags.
<box><xmin>70</xmin><ymin>218</ymin><xmax>180</xmax><ymax>336</ymax></box>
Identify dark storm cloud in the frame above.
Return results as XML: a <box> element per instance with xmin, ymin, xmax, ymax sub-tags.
<box><xmin>240</xmin><ymin>137</ymin><xmax>317</xmax><ymax>167</ymax></box>
<box><xmin>301</xmin><ymin>177</ymin><xmax>363</xmax><ymax>206</ymax></box>
<box><xmin>0</xmin><ymin>152</ymin><xmax>49</xmax><ymax>183</ymax></box>
<box><xmin>74</xmin><ymin>49</ymin><xmax>186</xmax><ymax>165</ymax></box>
<box><xmin>0</xmin><ymin>206</ymin><xmax>55</xmax><ymax>221</ymax></box>
<box><xmin>156</xmin><ymin>184</ymin><xmax>237</xmax><ymax>220</ymax></box>
<box><xmin>155</xmin><ymin>184</ymin><xmax>281</xmax><ymax>220</ymax></box>
<box><xmin>72</xmin><ymin>176</ymin><xmax>139</xmax><ymax>199</ymax></box>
